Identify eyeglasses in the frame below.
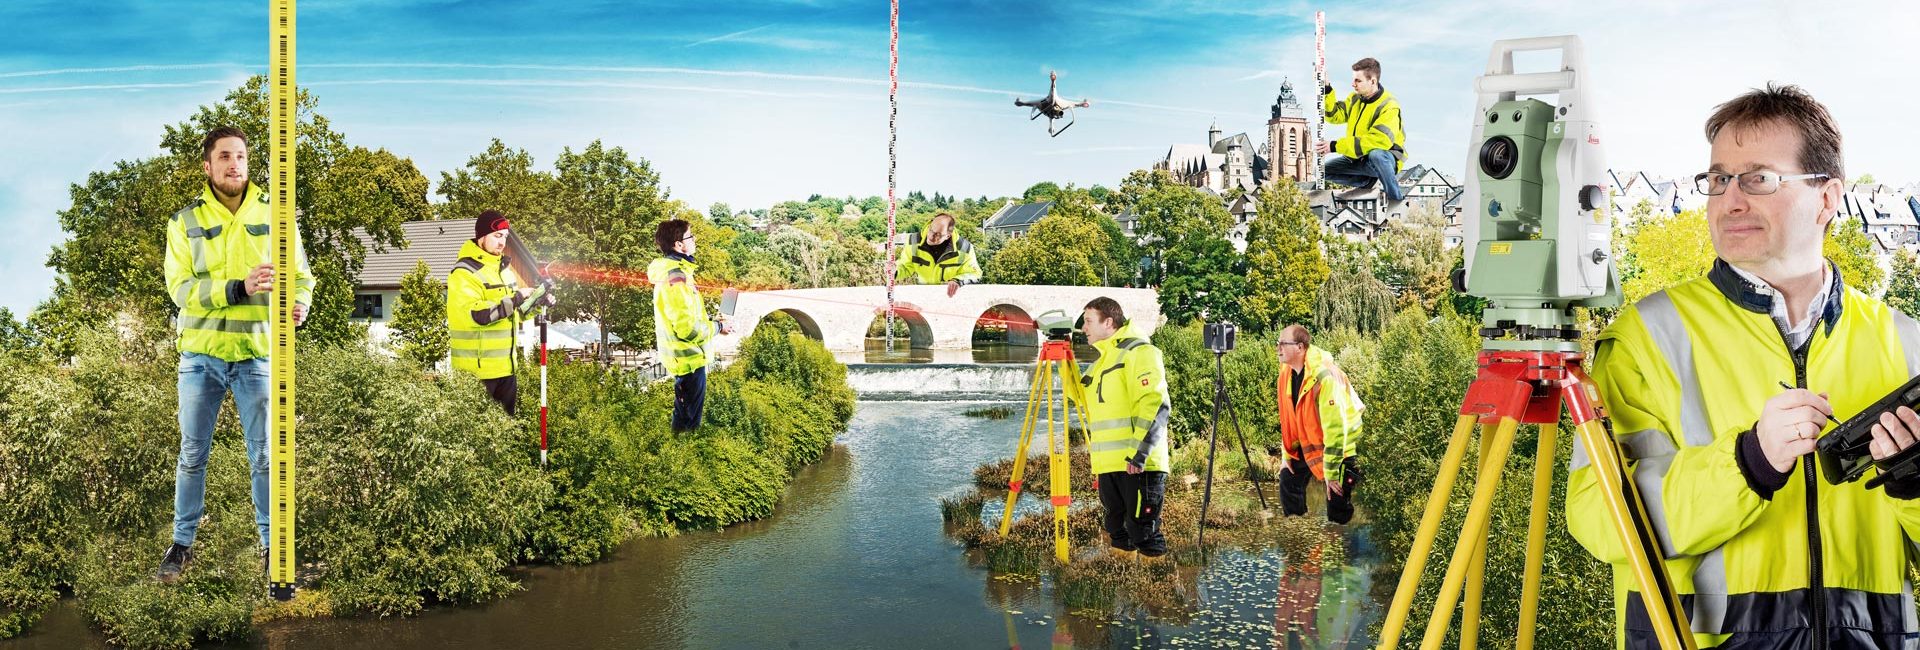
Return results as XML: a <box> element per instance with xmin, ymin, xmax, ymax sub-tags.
<box><xmin>1693</xmin><ymin>170</ymin><xmax>1831</xmax><ymax>196</ymax></box>
<box><xmin>1277</xmin><ymin>341</ymin><xmax>1303</xmax><ymax>348</ymax></box>
<box><xmin>680</xmin><ymin>235</ymin><xmax>697</xmax><ymax>242</ymax></box>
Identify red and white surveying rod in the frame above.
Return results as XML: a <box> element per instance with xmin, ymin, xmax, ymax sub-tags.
<box><xmin>538</xmin><ymin>315</ymin><xmax>548</xmax><ymax>467</ymax></box>
<box><xmin>505</xmin><ymin>231</ymin><xmax>551</xmax><ymax>468</ymax></box>
<box><xmin>1314</xmin><ymin>11</ymin><xmax>1326</xmax><ymax>190</ymax></box>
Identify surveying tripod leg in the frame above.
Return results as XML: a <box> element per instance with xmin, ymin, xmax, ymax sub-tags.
<box><xmin>1218</xmin><ymin>377</ymin><xmax>1270</xmax><ymax>510</ymax></box>
<box><xmin>1576</xmin><ymin>421</ymin><xmax>1694</xmax><ymax>649</ymax></box>
<box><xmin>1459</xmin><ymin>420</ymin><xmax>1503</xmax><ymax>650</ymax></box>
<box><xmin>1195</xmin><ymin>358</ymin><xmax>1230</xmax><ymax>549</ymax></box>
<box><xmin>1046</xmin><ymin>366</ymin><xmax>1072</xmax><ymax>563</ymax></box>
<box><xmin>999</xmin><ymin>358</ymin><xmax>1049</xmax><ymax>536</ymax></box>
<box><xmin>1418</xmin><ymin>416</ymin><xmax>1520</xmax><ymax>650</ymax></box>
<box><xmin>1566</xmin><ymin>377</ymin><xmax>1696</xmax><ymax>650</ymax></box>
<box><xmin>1377</xmin><ymin>413</ymin><xmax>1479</xmax><ymax>648</ymax></box>
<box><xmin>1516</xmin><ymin>420</ymin><xmax>1559</xmax><ymax>650</ymax></box>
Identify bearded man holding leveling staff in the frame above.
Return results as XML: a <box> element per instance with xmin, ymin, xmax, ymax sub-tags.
<box><xmin>156</xmin><ymin>127</ymin><xmax>315</xmax><ymax>583</ymax></box>
<box><xmin>1569</xmin><ymin>85</ymin><xmax>1920</xmax><ymax>648</ymax></box>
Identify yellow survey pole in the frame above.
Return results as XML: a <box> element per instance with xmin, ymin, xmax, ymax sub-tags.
<box><xmin>266</xmin><ymin>0</ymin><xmax>299</xmax><ymax>602</ymax></box>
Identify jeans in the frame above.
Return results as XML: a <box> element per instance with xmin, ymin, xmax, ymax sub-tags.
<box><xmin>173</xmin><ymin>352</ymin><xmax>272</xmax><ymax>548</ymax></box>
<box><xmin>672</xmin><ymin>366</ymin><xmax>708</xmax><ymax>433</ymax></box>
<box><xmin>1324</xmin><ymin>148</ymin><xmax>1406</xmax><ymax>201</ymax></box>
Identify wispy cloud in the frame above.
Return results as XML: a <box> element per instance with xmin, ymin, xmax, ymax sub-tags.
<box><xmin>687</xmin><ymin>24</ymin><xmax>777</xmax><ymax>47</ymax></box>
<box><xmin>1033</xmin><ymin>145</ymin><xmax>1159</xmax><ymax>157</ymax></box>
<box><xmin>1236</xmin><ymin>70</ymin><xmax>1283</xmax><ymax>82</ymax></box>
<box><xmin>0</xmin><ymin>80</ymin><xmax>226</xmax><ymax>94</ymax></box>
<box><xmin>0</xmin><ymin>62</ymin><xmax>245</xmax><ymax>79</ymax></box>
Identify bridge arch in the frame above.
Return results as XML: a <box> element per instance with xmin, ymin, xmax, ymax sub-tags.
<box><xmin>756</xmin><ymin>308</ymin><xmax>824</xmax><ymax>341</ymax></box>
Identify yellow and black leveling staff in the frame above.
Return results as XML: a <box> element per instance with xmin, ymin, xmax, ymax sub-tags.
<box><xmin>997</xmin><ymin>310</ymin><xmax>1092</xmax><ymax>563</ymax></box>
<box><xmin>1375</xmin><ymin>36</ymin><xmax>1692</xmax><ymax>649</ymax></box>
<box><xmin>266</xmin><ymin>0</ymin><xmax>298</xmax><ymax>602</ymax></box>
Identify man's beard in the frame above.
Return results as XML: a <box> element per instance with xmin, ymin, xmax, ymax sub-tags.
<box><xmin>211</xmin><ymin>177</ymin><xmax>247</xmax><ymax>200</ymax></box>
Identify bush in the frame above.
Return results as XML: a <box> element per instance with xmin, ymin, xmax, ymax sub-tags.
<box><xmin>1354</xmin><ymin>306</ymin><xmax>1613</xmax><ymax>647</ymax></box>
<box><xmin>2</xmin><ymin>314</ymin><xmax>855</xmax><ymax>644</ymax></box>
<box><xmin>296</xmin><ymin>346</ymin><xmax>551</xmax><ymax>616</ymax></box>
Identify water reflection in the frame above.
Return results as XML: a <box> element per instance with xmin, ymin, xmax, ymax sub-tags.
<box><xmin>17</xmin><ymin>398</ymin><xmax>1385</xmax><ymax>649</ymax></box>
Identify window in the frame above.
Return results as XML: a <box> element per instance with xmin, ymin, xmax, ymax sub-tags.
<box><xmin>352</xmin><ymin>294</ymin><xmax>384</xmax><ymax>320</ymax></box>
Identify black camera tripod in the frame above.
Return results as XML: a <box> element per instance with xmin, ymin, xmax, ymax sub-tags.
<box><xmin>1195</xmin><ymin>328</ymin><xmax>1270</xmax><ymax>548</ymax></box>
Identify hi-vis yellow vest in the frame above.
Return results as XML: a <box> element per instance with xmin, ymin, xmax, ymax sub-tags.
<box><xmin>649</xmin><ymin>255</ymin><xmax>714</xmax><ymax>376</ymax></box>
<box><xmin>163</xmin><ymin>183</ymin><xmax>314</xmax><ymax>362</ymax></box>
<box><xmin>1569</xmin><ymin>264</ymin><xmax>1920</xmax><ymax>648</ymax></box>
<box><xmin>1323</xmin><ymin>86</ymin><xmax>1406</xmax><ymax>171</ymax></box>
<box><xmin>446</xmin><ymin>239</ymin><xmax>542</xmax><ymax>380</ymax></box>
<box><xmin>1081</xmin><ymin>321</ymin><xmax>1171</xmax><ymax>475</ymax></box>
<box><xmin>894</xmin><ymin>233</ymin><xmax>983</xmax><ymax>285</ymax></box>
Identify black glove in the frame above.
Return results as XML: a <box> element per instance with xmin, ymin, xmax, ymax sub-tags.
<box><xmin>1323</xmin><ymin>83</ymin><xmax>1335</xmax><ymax>96</ymax></box>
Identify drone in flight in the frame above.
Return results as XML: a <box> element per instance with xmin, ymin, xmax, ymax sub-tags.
<box><xmin>1014</xmin><ymin>71</ymin><xmax>1091</xmax><ymax>137</ymax></box>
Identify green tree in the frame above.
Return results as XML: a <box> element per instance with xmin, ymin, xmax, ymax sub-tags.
<box><xmin>983</xmin><ymin>216</ymin><xmax>1106</xmax><ymax>286</ymax></box>
<box><xmin>538</xmin><ymin>141</ymin><xmax>673</xmax><ymax>363</ymax></box>
<box><xmin>1126</xmin><ymin>170</ymin><xmax>1243</xmax><ymax>324</ymax></box>
<box><xmin>1621</xmin><ymin>208</ymin><xmax>1713</xmax><ymax>304</ymax></box>
<box><xmin>436</xmin><ymin>139</ymin><xmax>556</xmax><ymax>223</ymax></box>
<box><xmin>1372</xmin><ymin>205</ymin><xmax>1452</xmax><ymax>312</ymax></box>
<box><xmin>1022</xmin><ymin>181</ymin><xmax>1061</xmax><ymax>202</ymax></box>
<box><xmin>1826</xmin><ymin>216</ymin><xmax>1884</xmax><ymax>295</ymax></box>
<box><xmin>42</xmin><ymin>77</ymin><xmax>426</xmax><ymax>350</ymax></box>
<box><xmin>0</xmin><ymin>307</ymin><xmax>34</xmax><ymax>353</ymax></box>
<box><xmin>1240</xmin><ymin>180</ymin><xmax>1327</xmax><ymax>331</ymax></box>
<box><xmin>1886</xmin><ymin>251</ymin><xmax>1920</xmax><ymax>317</ymax></box>
<box><xmin>1315</xmin><ymin>265</ymin><xmax>1397</xmax><ymax>334</ymax></box>
<box><xmin>391</xmin><ymin>261</ymin><xmax>448</xmax><ymax>370</ymax></box>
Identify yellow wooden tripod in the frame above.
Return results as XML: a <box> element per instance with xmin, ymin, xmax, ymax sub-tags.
<box><xmin>1376</xmin><ymin>349</ymin><xmax>1694</xmax><ymax>649</ymax></box>
<box><xmin>997</xmin><ymin>338</ymin><xmax>1092</xmax><ymax>563</ymax></box>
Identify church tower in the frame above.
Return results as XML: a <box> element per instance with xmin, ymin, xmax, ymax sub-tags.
<box><xmin>1266</xmin><ymin>79</ymin><xmax>1314</xmax><ymax>186</ymax></box>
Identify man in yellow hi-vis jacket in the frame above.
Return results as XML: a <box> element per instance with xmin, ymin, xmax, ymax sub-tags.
<box><xmin>447</xmin><ymin>210</ymin><xmax>552</xmax><ymax>414</ymax></box>
<box><xmin>1079</xmin><ymin>296</ymin><xmax>1171</xmax><ymax>557</ymax></box>
<box><xmin>1567</xmin><ymin>84</ymin><xmax>1920</xmax><ymax>648</ymax></box>
<box><xmin>650</xmin><ymin>218</ymin><xmax>731</xmax><ymax>433</ymax></box>
<box><xmin>894</xmin><ymin>213</ymin><xmax>982</xmax><ymax>298</ymax></box>
<box><xmin>157</xmin><ymin>127</ymin><xmax>316</xmax><ymax>583</ymax></box>
<box><xmin>1319</xmin><ymin>57</ymin><xmax>1406</xmax><ymax>201</ymax></box>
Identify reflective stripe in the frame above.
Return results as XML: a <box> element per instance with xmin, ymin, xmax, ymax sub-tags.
<box><xmin>1574</xmin><ymin>427</ymin><xmax>1680</xmax><ymax>471</ymax></box>
<box><xmin>1630</xmin><ymin>452</ymin><xmax>1681</xmax><ymax>556</ymax></box>
<box><xmin>1373</xmin><ymin>124</ymin><xmax>1394</xmax><ymax>141</ymax></box>
<box><xmin>1087</xmin><ymin>439</ymin><xmax>1136</xmax><ymax>453</ymax></box>
<box><xmin>178</xmin><ymin>313</ymin><xmax>268</xmax><ymax>334</ymax></box>
<box><xmin>1638</xmin><ymin>292</ymin><xmax>1715</xmax><ymax>447</ymax></box>
<box><xmin>450</xmin><ymin>330</ymin><xmax>513</xmax><ymax>341</ymax></box>
<box><xmin>196</xmin><ymin>278</ymin><xmax>218</xmax><ymax>310</ymax></box>
<box><xmin>451</xmin><ymin>348</ymin><xmax>512</xmax><ymax>360</ymax></box>
<box><xmin>672</xmin><ymin>347</ymin><xmax>704</xmax><ymax>359</ymax></box>
<box><xmin>1087</xmin><ymin>417</ymin><xmax>1134</xmax><ymax>433</ymax></box>
<box><xmin>1892</xmin><ymin>308</ymin><xmax>1920</xmax><ymax>378</ymax></box>
<box><xmin>1688</xmin><ymin>547</ymin><xmax>1730</xmax><ymax>633</ymax></box>
<box><xmin>180</xmin><ymin>210</ymin><xmax>213</xmax><ymax>277</ymax></box>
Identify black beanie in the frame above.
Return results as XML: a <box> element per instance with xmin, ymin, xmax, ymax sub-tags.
<box><xmin>475</xmin><ymin>210</ymin><xmax>511</xmax><ymax>240</ymax></box>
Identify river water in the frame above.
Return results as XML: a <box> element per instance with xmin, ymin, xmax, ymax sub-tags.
<box><xmin>10</xmin><ymin>363</ymin><xmax>1383</xmax><ymax>649</ymax></box>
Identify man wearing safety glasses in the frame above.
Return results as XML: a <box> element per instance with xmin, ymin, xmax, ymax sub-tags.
<box><xmin>1568</xmin><ymin>84</ymin><xmax>1920</xmax><ymax>648</ymax></box>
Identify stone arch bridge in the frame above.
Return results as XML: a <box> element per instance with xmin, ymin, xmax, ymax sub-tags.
<box><xmin>712</xmin><ymin>284</ymin><xmax>1162</xmax><ymax>356</ymax></box>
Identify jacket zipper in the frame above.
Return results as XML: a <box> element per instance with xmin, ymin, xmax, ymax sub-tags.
<box><xmin>1792</xmin><ymin>342</ymin><xmax>1825</xmax><ymax>648</ymax></box>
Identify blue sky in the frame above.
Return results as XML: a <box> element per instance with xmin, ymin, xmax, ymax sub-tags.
<box><xmin>2</xmin><ymin>0</ymin><xmax>1916</xmax><ymax>315</ymax></box>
